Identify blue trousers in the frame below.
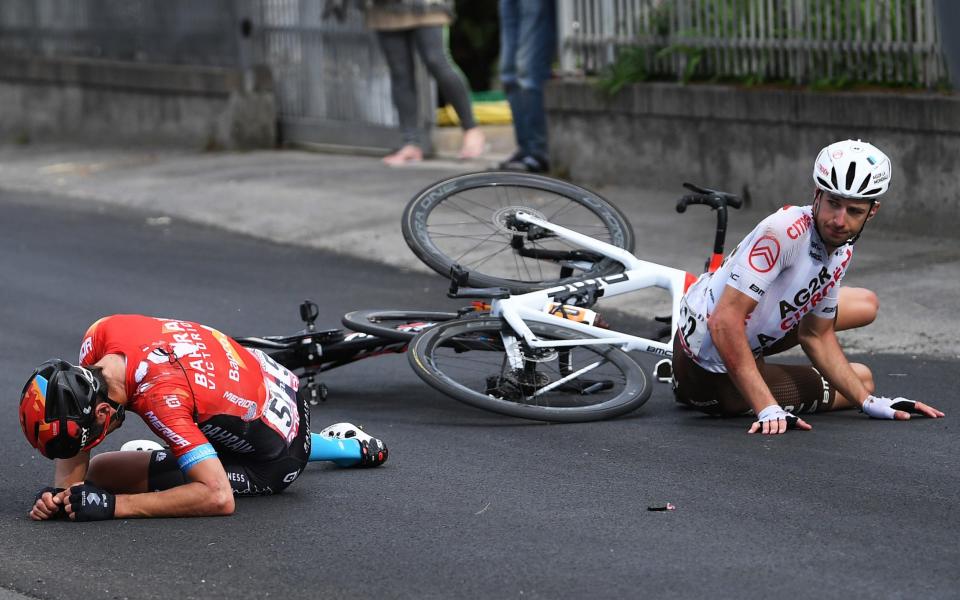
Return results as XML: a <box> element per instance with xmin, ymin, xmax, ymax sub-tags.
<box><xmin>499</xmin><ymin>0</ymin><xmax>557</xmax><ymax>161</ymax></box>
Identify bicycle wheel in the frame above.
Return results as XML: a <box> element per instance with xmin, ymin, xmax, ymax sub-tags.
<box><xmin>341</xmin><ymin>310</ymin><xmax>459</xmax><ymax>342</ymax></box>
<box><xmin>407</xmin><ymin>317</ymin><xmax>650</xmax><ymax>422</ymax></box>
<box><xmin>402</xmin><ymin>172</ymin><xmax>635</xmax><ymax>294</ymax></box>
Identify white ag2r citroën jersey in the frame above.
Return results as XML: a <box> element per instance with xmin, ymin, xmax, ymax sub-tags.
<box><xmin>677</xmin><ymin>204</ymin><xmax>854</xmax><ymax>373</ymax></box>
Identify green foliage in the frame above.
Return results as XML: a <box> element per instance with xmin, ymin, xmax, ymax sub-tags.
<box><xmin>592</xmin><ymin>0</ymin><xmax>942</xmax><ymax>94</ymax></box>
<box><xmin>596</xmin><ymin>47</ymin><xmax>651</xmax><ymax>96</ymax></box>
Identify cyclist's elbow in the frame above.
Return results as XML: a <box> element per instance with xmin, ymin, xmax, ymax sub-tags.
<box><xmin>200</xmin><ymin>479</ymin><xmax>235</xmax><ymax>516</ymax></box>
<box><xmin>209</xmin><ymin>487</ymin><xmax>235</xmax><ymax>516</ymax></box>
<box><xmin>707</xmin><ymin>311</ymin><xmax>739</xmax><ymax>341</ymax></box>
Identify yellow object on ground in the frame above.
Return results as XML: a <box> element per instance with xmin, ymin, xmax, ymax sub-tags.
<box><xmin>437</xmin><ymin>101</ymin><xmax>512</xmax><ymax>126</ymax></box>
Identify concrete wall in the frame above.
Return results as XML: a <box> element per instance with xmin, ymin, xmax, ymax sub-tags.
<box><xmin>547</xmin><ymin>80</ymin><xmax>960</xmax><ymax>236</ymax></box>
<box><xmin>0</xmin><ymin>55</ymin><xmax>276</xmax><ymax>150</ymax></box>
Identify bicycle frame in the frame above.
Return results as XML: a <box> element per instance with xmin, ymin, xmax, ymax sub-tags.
<box><xmin>490</xmin><ymin>211</ymin><xmax>692</xmax><ymax>359</ymax></box>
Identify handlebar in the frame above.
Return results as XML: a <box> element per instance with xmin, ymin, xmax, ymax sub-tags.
<box><xmin>675</xmin><ymin>183</ymin><xmax>743</xmax><ymax>269</ymax></box>
<box><xmin>676</xmin><ymin>182</ymin><xmax>743</xmax><ymax>212</ymax></box>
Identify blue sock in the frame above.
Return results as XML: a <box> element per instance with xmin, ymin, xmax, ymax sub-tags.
<box><xmin>308</xmin><ymin>433</ymin><xmax>361</xmax><ymax>467</ymax></box>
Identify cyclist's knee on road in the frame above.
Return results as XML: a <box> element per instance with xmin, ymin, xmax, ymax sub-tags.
<box><xmin>851</xmin><ymin>362</ymin><xmax>875</xmax><ymax>394</ymax></box>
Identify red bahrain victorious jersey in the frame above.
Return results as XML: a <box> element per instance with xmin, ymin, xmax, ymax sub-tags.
<box><xmin>79</xmin><ymin>315</ymin><xmax>301</xmax><ymax>474</ymax></box>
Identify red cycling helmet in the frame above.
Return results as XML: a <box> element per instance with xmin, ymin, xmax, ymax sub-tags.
<box><xmin>19</xmin><ymin>359</ymin><xmax>125</xmax><ymax>459</ymax></box>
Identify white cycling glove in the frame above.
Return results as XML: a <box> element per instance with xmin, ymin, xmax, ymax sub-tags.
<box><xmin>861</xmin><ymin>395</ymin><xmax>920</xmax><ymax>419</ymax></box>
<box><xmin>755</xmin><ymin>405</ymin><xmax>799</xmax><ymax>428</ymax></box>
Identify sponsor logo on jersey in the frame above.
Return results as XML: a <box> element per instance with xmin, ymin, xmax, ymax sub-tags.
<box><xmin>79</xmin><ymin>337</ymin><xmax>94</xmax><ymax>364</ymax></box>
<box><xmin>144</xmin><ymin>411</ymin><xmax>191</xmax><ymax>448</ymax></box>
<box><xmin>199</xmin><ymin>424</ymin><xmax>256</xmax><ymax>454</ymax></box>
<box><xmin>786</xmin><ymin>213</ymin><xmax>813</xmax><ymax>240</ymax></box>
<box><xmin>223</xmin><ymin>390</ymin><xmax>259</xmax><ymax>421</ymax></box>
<box><xmin>777</xmin><ymin>250</ymin><xmax>851</xmax><ymax>330</ymax></box>
<box><xmin>748</xmin><ymin>235</ymin><xmax>780</xmax><ymax>273</ymax></box>
<box><xmin>134</xmin><ymin>361</ymin><xmax>149</xmax><ymax>384</ymax></box>
<box><xmin>749</xmin><ymin>283</ymin><xmax>765</xmax><ymax>296</ymax></box>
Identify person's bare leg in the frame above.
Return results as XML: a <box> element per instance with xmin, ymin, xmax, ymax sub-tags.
<box><xmin>85</xmin><ymin>451</ymin><xmax>153</xmax><ymax>494</ymax></box>
<box><xmin>382</xmin><ymin>144</ymin><xmax>423</xmax><ymax>166</ymax></box>
<box><xmin>459</xmin><ymin>127</ymin><xmax>486</xmax><ymax>159</ymax></box>
<box><xmin>836</xmin><ymin>287</ymin><xmax>878</xmax><ymax>331</ymax></box>
<box><xmin>827</xmin><ymin>362</ymin><xmax>875</xmax><ymax>410</ymax></box>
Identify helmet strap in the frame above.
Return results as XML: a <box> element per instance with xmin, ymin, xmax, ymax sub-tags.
<box><xmin>80</xmin><ymin>369</ymin><xmax>125</xmax><ymax>451</ymax></box>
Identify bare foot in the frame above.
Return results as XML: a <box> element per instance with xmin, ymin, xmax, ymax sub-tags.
<box><xmin>383</xmin><ymin>144</ymin><xmax>423</xmax><ymax>166</ymax></box>
<box><xmin>458</xmin><ymin>127</ymin><xmax>486</xmax><ymax>159</ymax></box>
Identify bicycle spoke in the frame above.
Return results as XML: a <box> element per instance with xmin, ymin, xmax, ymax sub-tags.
<box><xmin>458</xmin><ymin>240</ymin><xmax>520</xmax><ymax>271</ymax></box>
<box><xmin>531</xmin><ymin>359</ymin><xmax>606</xmax><ymax>398</ymax></box>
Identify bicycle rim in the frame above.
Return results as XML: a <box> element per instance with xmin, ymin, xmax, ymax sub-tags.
<box><xmin>402</xmin><ymin>172</ymin><xmax>635</xmax><ymax>294</ymax></box>
<box><xmin>341</xmin><ymin>310</ymin><xmax>459</xmax><ymax>342</ymax></box>
<box><xmin>408</xmin><ymin>317</ymin><xmax>650</xmax><ymax>422</ymax></box>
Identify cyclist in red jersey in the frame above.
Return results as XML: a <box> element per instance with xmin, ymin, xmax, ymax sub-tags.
<box><xmin>20</xmin><ymin>314</ymin><xmax>388</xmax><ymax>521</ymax></box>
<box><xmin>672</xmin><ymin>140</ymin><xmax>944</xmax><ymax>434</ymax></box>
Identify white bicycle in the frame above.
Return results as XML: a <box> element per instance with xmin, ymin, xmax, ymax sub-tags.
<box><xmin>401</xmin><ymin>172</ymin><xmax>741</xmax><ymax>423</ymax></box>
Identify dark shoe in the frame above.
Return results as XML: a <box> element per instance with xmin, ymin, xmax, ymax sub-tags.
<box><xmin>501</xmin><ymin>154</ymin><xmax>549</xmax><ymax>174</ymax></box>
<box><xmin>497</xmin><ymin>150</ymin><xmax>525</xmax><ymax>169</ymax></box>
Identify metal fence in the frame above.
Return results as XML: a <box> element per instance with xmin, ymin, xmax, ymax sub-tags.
<box><xmin>558</xmin><ymin>0</ymin><xmax>949</xmax><ymax>88</ymax></box>
<box><xmin>252</xmin><ymin>0</ymin><xmax>434</xmax><ymax>150</ymax></box>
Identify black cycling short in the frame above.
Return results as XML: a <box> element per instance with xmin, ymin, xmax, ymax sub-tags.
<box><xmin>147</xmin><ymin>390</ymin><xmax>312</xmax><ymax>496</ymax></box>
<box><xmin>671</xmin><ymin>334</ymin><xmax>837</xmax><ymax>417</ymax></box>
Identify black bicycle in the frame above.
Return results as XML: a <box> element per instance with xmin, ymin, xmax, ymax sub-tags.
<box><xmin>233</xmin><ymin>302</ymin><xmax>464</xmax><ymax>405</ymax></box>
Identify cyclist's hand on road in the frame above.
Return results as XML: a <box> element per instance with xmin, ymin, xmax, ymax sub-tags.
<box><xmin>65</xmin><ymin>482</ymin><xmax>116</xmax><ymax>522</ymax></box>
<box><xmin>748</xmin><ymin>405</ymin><xmax>812</xmax><ymax>435</ymax></box>
<box><xmin>863</xmin><ymin>395</ymin><xmax>946</xmax><ymax>420</ymax></box>
<box><xmin>30</xmin><ymin>487</ymin><xmax>66</xmax><ymax>521</ymax></box>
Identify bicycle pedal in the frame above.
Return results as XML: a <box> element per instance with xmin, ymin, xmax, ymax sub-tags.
<box><xmin>654</xmin><ymin>359</ymin><xmax>673</xmax><ymax>384</ymax></box>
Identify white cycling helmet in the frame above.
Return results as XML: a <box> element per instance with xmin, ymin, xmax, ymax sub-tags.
<box><xmin>812</xmin><ymin>139</ymin><xmax>891</xmax><ymax>199</ymax></box>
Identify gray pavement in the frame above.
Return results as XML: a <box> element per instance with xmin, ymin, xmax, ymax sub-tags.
<box><xmin>0</xmin><ymin>142</ymin><xmax>956</xmax><ymax>358</ymax></box>
<box><xmin>1</xmin><ymin>195</ymin><xmax>956</xmax><ymax>600</ymax></box>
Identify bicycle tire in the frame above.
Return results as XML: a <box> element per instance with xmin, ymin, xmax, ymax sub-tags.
<box><xmin>341</xmin><ymin>309</ymin><xmax>460</xmax><ymax>342</ymax></box>
<box><xmin>407</xmin><ymin>316</ymin><xmax>650</xmax><ymax>422</ymax></box>
<box><xmin>402</xmin><ymin>171</ymin><xmax>635</xmax><ymax>294</ymax></box>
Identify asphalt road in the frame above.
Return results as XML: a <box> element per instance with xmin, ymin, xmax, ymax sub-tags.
<box><xmin>1</xmin><ymin>190</ymin><xmax>957</xmax><ymax>600</ymax></box>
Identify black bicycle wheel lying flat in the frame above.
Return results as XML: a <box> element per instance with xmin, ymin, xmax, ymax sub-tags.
<box><xmin>342</xmin><ymin>309</ymin><xmax>459</xmax><ymax>342</ymax></box>
<box><xmin>407</xmin><ymin>317</ymin><xmax>650</xmax><ymax>422</ymax></box>
<box><xmin>402</xmin><ymin>172</ymin><xmax>635</xmax><ymax>294</ymax></box>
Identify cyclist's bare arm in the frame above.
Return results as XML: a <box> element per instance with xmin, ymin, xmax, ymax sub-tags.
<box><xmin>708</xmin><ymin>286</ymin><xmax>812</xmax><ymax>434</ymax></box>
<box><xmin>799</xmin><ymin>313</ymin><xmax>944</xmax><ymax>420</ymax></box>
<box><xmin>798</xmin><ymin>312</ymin><xmax>871</xmax><ymax>408</ymax></box>
<box><xmin>29</xmin><ymin>452</ymin><xmax>90</xmax><ymax>520</ymax></box>
<box><xmin>71</xmin><ymin>457</ymin><xmax>236</xmax><ymax>519</ymax></box>
<box><xmin>55</xmin><ymin>451</ymin><xmax>90</xmax><ymax>488</ymax></box>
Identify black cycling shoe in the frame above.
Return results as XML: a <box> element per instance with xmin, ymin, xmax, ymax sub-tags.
<box><xmin>357</xmin><ymin>437</ymin><xmax>389</xmax><ymax>468</ymax></box>
<box><xmin>499</xmin><ymin>153</ymin><xmax>550</xmax><ymax>174</ymax></box>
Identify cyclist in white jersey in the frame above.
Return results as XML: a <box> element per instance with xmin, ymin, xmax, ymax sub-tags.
<box><xmin>672</xmin><ymin>139</ymin><xmax>944</xmax><ymax>434</ymax></box>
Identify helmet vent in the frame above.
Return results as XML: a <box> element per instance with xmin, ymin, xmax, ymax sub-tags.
<box><xmin>830</xmin><ymin>168</ymin><xmax>838</xmax><ymax>190</ymax></box>
<box><xmin>862</xmin><ymin>188</ymin><xmax>882</xmax><ymax>196</ymax></box>
<box><xmin>845</xmin><ymin>162</ymin><xmax>857</xmax><ymax>191</ymax></box>
<box><xmin>816</xmin><ymin>177</ymin><xmax>832</xmax><ymax>190</ymax></box>
<box><xmin>857</xmin><ymin>174</ymin><xmax>871</xmax><ymax>194</ymax></box>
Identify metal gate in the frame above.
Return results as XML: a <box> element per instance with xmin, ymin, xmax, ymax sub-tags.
<box><xmin>252</xmin><ymin>0</ymin><xmax>435</xmax><ymax>152</ymax></box>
